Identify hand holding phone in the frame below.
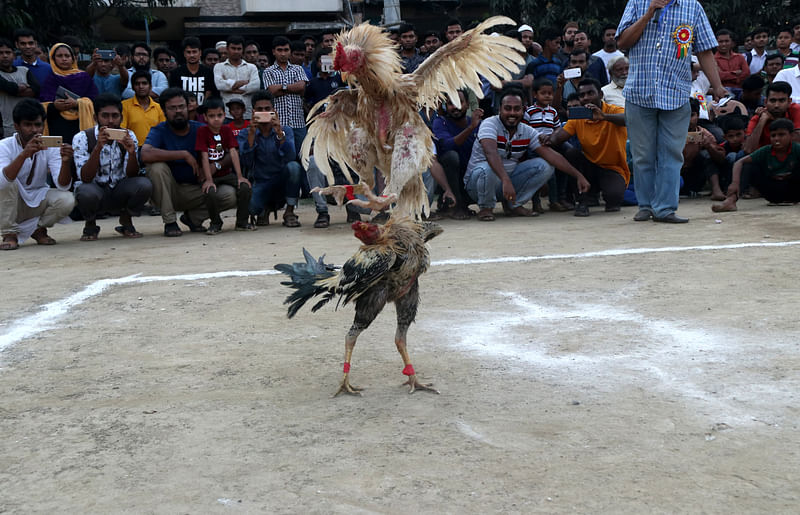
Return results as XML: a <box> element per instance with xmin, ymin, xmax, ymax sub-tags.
<box><xmin>568</xmin><ymin>106</ymin><xmax>593</xmax><ymax>120</ymax></box>
<box><xmin>564</xmin><ymin>67</ymin><xmax>582</xmax><ymax>80</ymax></box>
<box><xmin>41</xmin><ymin>136</ymin><xmax>63</xmax><ymax>148</ymax></box>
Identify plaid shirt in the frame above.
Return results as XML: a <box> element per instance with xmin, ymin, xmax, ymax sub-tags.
<box><xmin>616</xmin><ymin>0</ymin><xmax>716</xmax><ymax>110</ymax></box>
<box><xmin>263</xmin><ymin>63</ymin><xmax>307</xmax><ymax>129</ymax></box>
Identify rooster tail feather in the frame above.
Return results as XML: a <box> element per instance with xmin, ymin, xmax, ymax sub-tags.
<box><xmin>275</xmin><ymin>249</ymin><xmax>337</xmax><ymax>318</ymax></box>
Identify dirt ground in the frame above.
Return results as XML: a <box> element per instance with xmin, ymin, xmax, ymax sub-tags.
<box><xmin>1</xmin><ymin>198</ymin><xmax>799</xmax><ymax>514</ymax></box>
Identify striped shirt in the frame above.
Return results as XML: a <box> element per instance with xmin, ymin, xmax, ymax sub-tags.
<box><xmin>616</xmin><ymin>0</ymin><xmax>716</xmax><ymax>110</ymax></box>
<box><xmin>523</xmin><ymin>104</ymin><xmax>561</xmax><ymax>135</ymax></box>
<box><xmin>466</xmin><ymin>115</ymin><xmax>541</xmax><ymax>176</ymax></box>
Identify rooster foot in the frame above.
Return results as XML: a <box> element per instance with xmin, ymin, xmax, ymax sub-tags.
<box><xmin>347</xmin><ymin>192</ymin><xmax>397</xmax><ymax>213</ymax></box>
<box><xmin>333</xmin><ymin>377</ymin><xmax>364</xmax><ymax>397</ymax></box>
<box><xmin>402</xmin><ymin>375</ymin><xmax>440</xmax><ymax>395</ymax></box>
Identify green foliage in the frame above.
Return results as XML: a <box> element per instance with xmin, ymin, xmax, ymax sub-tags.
<box><xmin>490</xmin><ymin>0</ymin><xmax>800</xmax><ymax>43</ymax></box>
<box><xmin>0</xmin><ymin>0</ymin><xmax>174</xmax><ymax>45</ymax></box>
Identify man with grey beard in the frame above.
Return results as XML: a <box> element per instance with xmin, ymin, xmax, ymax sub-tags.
<box><xmin>601</xmin><ymin>56</ymin><xmax>628</xmax><ymax>108</ymax></box>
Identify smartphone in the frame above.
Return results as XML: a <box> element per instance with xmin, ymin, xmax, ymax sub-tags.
<box><xmin>40</xmin><ymin>136</ymin><xmax>62</xmax><ymax>148</ymax></box>
<box><xmin>568</xmin><ymin>106</ymin><xmax>592</xmax><ymax>120</ymax></box>
<box><xmin>105</xmin><ymin>128</ymin><xmax>127</xmax><ymax>141</ymax></box>
<box><xmin>253</xmin><ymin>111</ymin><xmax>273</xmax><ymax>123</ymax></box>
<box><xmin>56</xmin><ymin>86</ymin><xmax>80</xmax><ymax>100</ymax></box>
<box><xmin>320</xmin><ymin>55</ymin><xmax>334</xmax><ymax>73</ymax></box>
<box><xmin>564</xmin><ymin>67</ymin><xmax>582</xmax><ymax>80</ymax></box>
<box><xmin>98</xmin><ymin>49</ymin><xmax>116</xmax><ymax>60</ymax></box>
<box><xmin>686</xmin><ymin>131</ymin><xmax>701</xmax><ymax>144</ymax></box>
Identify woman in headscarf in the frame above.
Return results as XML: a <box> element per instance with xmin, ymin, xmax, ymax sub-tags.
<box><xmin>39</xmin><ymin>43</ymin><xmax>97</xmax><ymax>141</ymax></box>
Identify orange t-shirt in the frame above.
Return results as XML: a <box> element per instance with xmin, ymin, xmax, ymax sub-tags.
<box><xmin>563</xmin><ymin>102</ymin><xmax>629</xmax><ymax>184</ymax></box>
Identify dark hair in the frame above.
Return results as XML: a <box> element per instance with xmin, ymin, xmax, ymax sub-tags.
<box><xmin>251</xmin><ymin>90</ymin><xmax>275</xmax><ymax>109</ymax></box>
<box><xmin>272</xmin><ymin>36</ymin><xmax>291</xmax><ymax>50</ymax></box>
<box><xmin>767</xmin><ymin>81</ymin><xmax>793</xmax><ymax>97</ymax></box>
<box><xmin>445</xmin><ymin>18</ymin><xmax>461</xmax><ymax>30</ymax></box>
<box><xmin>159</xmin><ymin>87</ymin><xmax>188</xmax><ymax>110</ymax></box>
<box><xmin>13</xmin><ymin>28</ymin><xmax>36</xmax><ymax>42</ymax></box>
<box><xmin>751</xmin><ymin>27</ymin><xmax>770</xmax><ymax>38</ymax></box>
<box><xmin>541</xmin><ymin>27</ymin><xmax>562</xmax><ymax>43</ymax></box>
<box><xmin>769</xmin><ymin>118</ymin><xmax>795</xmax><ymax>133</ymax></box>
<box><xmin>227</xmin><ymin>36</ymin><xmax>245</xmax><ymax>48</ymax></box>
<box><xmin>314</xmin><ymin>46</ymin><xmax>333</xmax><ymax>63</ymax></box>
<box><xmin>244</xmin><ymin>40</ymin><xmax>260</xmax><ymax>51</ymax></box>
<box><xmin>13</xmin><ymin>98</ymin><xmax>45</xmax><ymax>124</ymax></box>
<box><xmin>290</xmin><ymin>40</ymin><xmax>306</xmax><ymax>53</ymax></box>
<box><xmin>565</xmin><ymin>92</ymin><xmax>580</xmax><ymax>103</ymax></box>
<box><xmin>601</xmin><ymin>24</ymin><xmax>617</xmax><ymax>34</ymax></box>
<box><xmin>532</xmin><ymin>77</ymin><xmax>554</xmax><ymax>92</ymax></box>
<box><xmin>563</xmin><ymin>21</ymin><xmax>579</xmax><ymax>34</ymax></box>
<box><xmin>114</xmin><ymin>43</ymin><xmax>130</xmax><ymax>56</ymax></box>
<box><xmin>153</xmin><ymin>46</ymin><xmax>171</xmax><ymax>60</ymax></box>
<box><xmin>777</xmin><ymin>26</ymin><xmax>793</xmax><ymax>37</ymax></box>
<box><xmin>202</xmin><ymin>48</ymin><xmax>220</xmax><ymax>60</ymax></box>
<box><xmin>302</xmin><ymin>34</ymin><xmax>316</xmax><ymax>44</ymax></box>
<box><xmin>718</xmin><ymin>114</ymin><xmax>746</xmax><ymax>132</ymax></box>
<box><xmin>131</xmin><ymin>70</ymin><xmax>152</xmax><ymax>86</ymax></box>
<box><xmin>765</xmin><ymin>52</ymin><xmax>785</xmax><ymax>63</ymax></box>
<box><xmin>62</xmin><ymin>36</ymin><xmax>82</xmax><ymax>50</ymax></box>
<box><xmin>0</xmin><ymin>37</ymin><xmax>13</xmax><ymax>50</ymax></box>
<box><xmin>398</xmin><ymin>23</ymin><xmax>416</xmax><ymax>35</ymax></box>
<box><xmin>716</xmin><ymin>29</ymin><xmax>735</xmax><ymax>40</ymax></box>
<box><xmin>689</xmin><ymin>97</ymin><xmax>700</xmax><ymax>114</ymax></box>
<box><xmin>569</xmin><ymin>49</ymin><xmax>589</xmax><ymax>61</ymax></box>
<box><xmin>131</xmin><ymin>42</ymin><xmax>151</xmax><ymax>55</ymax></box>
<box><xmin>577</xmin><ymin>77</ymin><xmax>602</xmax><ymax>93</ymax></box>
<box><xmin>181</xmin><ymin>37</ymin><xmax>202</xmax><ymax>51</ymax></box>
<box><xmin>93</xmin><ymin>93</ymin><xmax>122</xmax><ymax>114</ymax></box>
<box><xmin>498</xmin><ymin>84</ymin><xmax>525</xmax><ymax>104</ymax></box>
<box><xmin>198</xmin><ymin>97</ymin><xmax>225</xmax><ymax>114</ymax></box>
<box><xmin>422</xmin><ymin>30</ymin><xmax>440</xmax><ymax>41</ymax></box>
<box><xmin>742</xmin><ymin>75</ymin><xmax>765</xmax><ymax>91</ymax></box>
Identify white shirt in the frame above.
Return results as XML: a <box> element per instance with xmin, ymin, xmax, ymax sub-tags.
<box><xmin>0</xmin><ymin>134</ymin><xmax>69</xmax><ymax>208</ymax></box>
<box><xmin>601</xmin><ymin>82</ymin><xmax>626</xmax><ymax>108</ymax></box>
<box><xmin>213</xmin><ymin>60</ymin><xmax>261</xmax><ymax>120</ymax></box>
<box><xmin>749</xmin><ymin>49</ymin><xmax>767</xmax><ymax>75</ymax></box>
<box><xmin>774</xmin><ymin>66</ymin><xmax>800</xmax><ymax>103</ymax></box>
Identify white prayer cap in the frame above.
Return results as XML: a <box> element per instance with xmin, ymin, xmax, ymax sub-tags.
<box><xmin>215</xmin><ymin>41</ymin><xmax>227</xmax><ymax>50</ymax></box>
<box><xmin>518</xmin><ymin>24</ymin><xmax>534</xmax><ymax>33</ymax></box>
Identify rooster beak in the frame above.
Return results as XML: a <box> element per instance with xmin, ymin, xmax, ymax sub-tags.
<box><xmin>341</xmin><ymin>71</ymin><xmax>350</xmax><ymax>82</ymax></box>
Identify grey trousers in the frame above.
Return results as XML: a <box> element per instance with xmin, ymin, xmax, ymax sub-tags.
<box><xmin>305</xmin><ymin>156</ymin><xmax>371</xmax><ymax>215</ymax></box>
<box><xmin>75</xmin><ymin>177</ymin><xmax>153</xmax><ymax>222</ymax></box>
<box><xmin>0</xmin><ymin>182</ymin><xmax>75</xmax><ymax>235</ymax></box>
<box><xmin>146</xmin><ymin>162</ymin><xmax>236</xmax><ymax>225</ymax></box>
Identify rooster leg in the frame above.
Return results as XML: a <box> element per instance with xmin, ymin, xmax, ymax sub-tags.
<box><xmin>394</xmin><ymin>282</ymin><xmax>439</xmax><ymax>394</ymax></box>
<box><xmin>334</xmin><ymin>290</ymin><xmax>386</xmax><ymax>397</ymax></box>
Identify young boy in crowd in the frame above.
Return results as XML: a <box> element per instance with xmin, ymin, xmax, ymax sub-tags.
<box><xmin>524</xmin><ymin>77</ymin><xmax>571</xmax><ymax>211</ymax></box>
<box><xmin>195</xmin><ymin>97</ymin><xmax>253</xmax><ymax>233</ymax></box>
<box><xmin>709</xmin><ymin>115</ymin><xmax>747</xmax><ymax>200</ymax></box>
<box><xmin>225</xmin><ymin>97</ymin><xmax>249</xmax><ymax>137</ymax></box>
<box><xmin>682</xmin><ymin>97</ymin><xmax>723</xmax><ymax>197</ymax></box>
<box><xmin>713</xmin><ymin>119</ymin><xmax>800</xmax><ymax>211</ymax></box>
<box><xmin>186</xmin><ymin>95</ymin><xmax>206</xmax><ymax>124</ymax></box>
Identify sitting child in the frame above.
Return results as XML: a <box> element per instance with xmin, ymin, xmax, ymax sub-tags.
<box><xmin>713</xmin><ymin>118</ymin><xmax>800</xmax><ymax>211</ymax></box>
<box><xmin>195</xmin><ymin>97</ymin><xmax>253</xmax><ymax>233</ymax></box>
<box><xmin>708</xmin><ymin>115</ymin><xmax>747</xmax><ymax>200</ymax></box>
<box><xmin>682</xmin><ymin>97</ymin><xmax>723</xmax><ymax>197</ymax></box>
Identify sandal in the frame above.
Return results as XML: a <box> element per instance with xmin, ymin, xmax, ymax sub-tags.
<box><xmin>114</xmin><ymin>225</ymin><xmax>143</xmax><ymax>238</ymax></box>
<box><xmin>163</xmin><ymin>222</ymin><xmax>183</xmax><ymax>237</ymax></box>
<box><xmin>1</xmin><ymin>234</ymin><xmax>19</xmax><ymax>250</ymax></box>
<box><xmin>31</xmin><ymin>227</ymin><xmax>56</xmax><ymax>245</ymax></box>
<box><xmin>80</xmin><ymin>225</ymin><xmax>100</xmax><ymax>241</ymax></box>
<box><xmin>449</xmin><ymin>208</ymin><xmax>470</xmax><ymax>220</ymax></box>
<box><xmin>313</xmin><ymin>212</ymin><xmax>330</xmax><ymax>228</ymax></box>
<box><xmin>282</xmin><ymin>211</ymin><xmax>301</xmax><ymax>228</ymax></box>
<box><xmin>477</xmin><ymin>208</ymin><xmax>495</xmax><ymax>221</ymax></box>
<box><xmin>179</xmin><ymin>213</ymin><xmax>207</xmax><ymax>233</ymax></box>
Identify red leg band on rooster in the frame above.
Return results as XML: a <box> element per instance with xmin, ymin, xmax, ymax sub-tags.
<box><xmin>343</xmin><ymin>362</ymin><xmax>351</xmax><ymax>373</ymax></box>
<box><xmin>402</xmin><ymin>364</ymin><xmax>415</xmax><ymax>376</ymax></box>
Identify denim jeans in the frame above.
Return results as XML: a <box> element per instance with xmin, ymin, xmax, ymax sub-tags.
<box><xmin>464</xmin><ymin>158</ymin><xmax>554</xmax><ymax>209</ymax></box>
<box><xmin>249</xmin><ymin>161</ymin><xmax>302</xmax><ymax>215</ymax></box>
<box><xmin>625</xmin><ymin>101</ymin><xmax>691</xmax><ymax>218</ymax></box>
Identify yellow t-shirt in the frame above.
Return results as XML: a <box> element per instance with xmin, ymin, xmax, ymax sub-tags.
<box><xmin>121</xmin><ymin>97</ymin><xmax>166</xmax><ymax>146</ymax></box>
<box><xmin>563</xmin><ymin>102</ymin><xmax>629</xmax><ymax>184</ymax></box>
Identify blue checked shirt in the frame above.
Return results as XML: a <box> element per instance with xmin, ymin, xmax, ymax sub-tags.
<box><xmin>616</xmin><ymin>0</ymin><xmax>716</xmax><ymax>110</ymax></box>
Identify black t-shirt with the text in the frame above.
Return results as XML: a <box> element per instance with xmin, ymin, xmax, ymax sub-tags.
<box><xmin>169</xmin><ymin>64</ymin><xmax>218</xmax><ymax>104</ymax></box>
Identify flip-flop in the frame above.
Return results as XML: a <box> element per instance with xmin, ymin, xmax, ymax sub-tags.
<box><xmin>115</xmin><ymin>225</ymin><xmax>143</xmax><ymax>238</ymax></box>
<box><xmin>80</xmin><ymin>226</ymin><xmax>100</xmax><ymax>241</ymax></box>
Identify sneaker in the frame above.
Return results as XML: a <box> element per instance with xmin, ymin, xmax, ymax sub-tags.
<box><xmin>574</xmin><ymin>203</ymin><xmax>590</xmax><ymax>217</ymax></box>
<box><xmin>206</xmin><ymin>223</ymin><xmax>223</xmax><ymax>235</ymax></box>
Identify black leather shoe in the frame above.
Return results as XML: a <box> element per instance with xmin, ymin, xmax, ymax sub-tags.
<box><xmin>633</xmin><ymin>209</ymin><xmax>652</xmax><ymax>221</ymax></box>
<box><xmin>654</xmin><ymin>213</ymin><xmax>689</xmax><ymax>223</ymax></box>
<box><xmin>574</xmin><ymin>203</ymin><xmax>590</xmax><ymax>217</ymax></box>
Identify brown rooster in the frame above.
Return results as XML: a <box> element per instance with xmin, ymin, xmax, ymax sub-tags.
<box><xmin>301</xmin><ymin>16</ymin><xmax>525</xmax><ymax>218</ymax></box>
<box><xmin>275</xmin><ymin>219</ymin><xmax>443</xmax><ymax>396</ymax></box>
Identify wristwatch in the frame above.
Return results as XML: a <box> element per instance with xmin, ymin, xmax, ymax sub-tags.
<box><xmin>282</xmin><ymin>84</ymin><xmax>287</xmax><ymax>91</ymax></box>
<box><xmin>214</xmin><ymin>162</ymin><xmax>221</xmax><ymax>170</ymax></box>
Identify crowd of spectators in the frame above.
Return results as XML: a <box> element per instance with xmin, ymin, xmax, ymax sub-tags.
<box><xmin>2</xmin><ymin>7</ymin><xmax>800</xmax><ymax>249</ymax></box>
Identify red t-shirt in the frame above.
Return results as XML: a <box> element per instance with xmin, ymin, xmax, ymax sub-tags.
<box><xmin>195</xmin><ymin>124</ymin><xmax>238</xmax><ymax>177</ymax></box>
<box><xmin>226</xmin><ymin>120</ymin><xmax>250</xmax><ymax>138</ymax></box>
<box><xmin>746</xmin><ymin>102</ymin><xmax>800</xmax><ymax>148</ymax></box>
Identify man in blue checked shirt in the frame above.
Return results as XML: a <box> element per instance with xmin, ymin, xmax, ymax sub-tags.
<box><xmin>617</xmin><ymin>0</ymin><xmax>726</xmax><ymax>223</ymax></box>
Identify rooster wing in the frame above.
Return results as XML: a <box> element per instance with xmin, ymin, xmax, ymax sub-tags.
<box><xmin>315</xmin><ymin>246</ymin><xmax>397</xmax><ymax>309</ymax></box>
<box><xmin>411</xmin><ymin>16</ymin><xmax>527</xmax><ymax>112</ymax></box>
